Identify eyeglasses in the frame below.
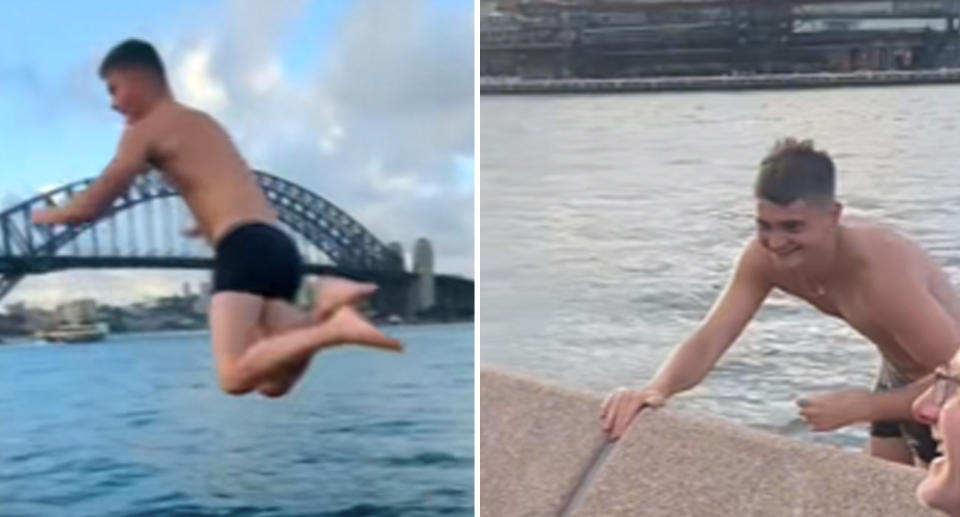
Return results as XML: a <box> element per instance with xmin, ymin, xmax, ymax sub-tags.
<box><xmin>933</xmin><ymin>367</ymin><xmax>960</xmax><ymax>408</ymax></box>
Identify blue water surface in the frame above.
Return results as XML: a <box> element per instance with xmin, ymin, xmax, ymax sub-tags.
<box><xmin>0</xmin><ymin>323</ymin><xmax>474</xmax><ymax>517</ymax></box>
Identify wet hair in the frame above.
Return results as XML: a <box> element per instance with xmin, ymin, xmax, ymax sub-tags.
<box><xmin>755</xmin><ymin>138</ymin><xmax>835</xmax><ymax>207</ymax></box>
<box><xmin>99</xmin><ymin>39</ymin><xmax>167</xmax><ymax>84</ymax></box>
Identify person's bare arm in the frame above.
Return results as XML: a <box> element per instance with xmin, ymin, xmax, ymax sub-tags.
<box><xmin>798</xmin><ymin>376</ymin><xmax>934</xmax><ymax>431</ymax></box>
<box><xmin>602</xmin><ymin>240</ymin><xmax>773</xmax><ymax>439</ymax></box>
<box><xmin>867</xmin><ymin>375</ymin><xmax>935</xmax><ymax>421</ymax></box>
<box><xmin>33</xmin><ymin>125</ymin><xmax>150</xmax><ymax>225</ymax></box>
<box><xmin>648</xmin><ymin>240</ymin><xmax>773</xmax><ymax>396</ymax></box>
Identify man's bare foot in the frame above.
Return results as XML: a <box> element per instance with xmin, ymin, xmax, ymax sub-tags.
<box><xmin>311</xmin><ymin>276</ymin><xmax>378</xmax><ymax>321</ymax></box>
<box><xmin>326</xmin><ymin>306</ymin><xmax>402</xmax><ymax>352</ymax></box>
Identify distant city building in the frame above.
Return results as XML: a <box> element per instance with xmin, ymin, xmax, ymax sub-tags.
<box><xmin>4</xmin><ymin>302</ymin><xmax>26</xmax><ymax>316</ymax></box>
<box><xmin>481</xmin><ymin>0</ymin><xmax>960</xmax><ymax>78</ymax></box>
<box><xmin>57</xmin><ymin>299</ymin><xmax>97</xmax><ymax>325</ymax></box>
<box><xmin>182</xmin><ymin>282</ymin><xmax>192</xmax><ymax>297</ymax></box>
<box><xmin>388</xmin><ymin>241</ymin><xmax>406</xmax><ymax>271</ymax></box>
<box><xmin>194</xmin><ymin>281</ymin><xmax>212</xmax><ymax>314</ymax></box>
<box><xmin>413</xmin><ymin>238</ymin><xmax>436</xmax><ymax>311</ymax></box>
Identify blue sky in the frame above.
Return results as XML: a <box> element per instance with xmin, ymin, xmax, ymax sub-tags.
<box><xmin>0</xmin><ymin>0</ymin><xmax>475</xmax><ymax>307</ymax></box>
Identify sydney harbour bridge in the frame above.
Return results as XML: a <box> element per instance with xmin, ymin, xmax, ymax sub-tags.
<box><xmin>0</xmin><ymin>170</ymin><xmax>473</xmax><ymax>320</ymax></box>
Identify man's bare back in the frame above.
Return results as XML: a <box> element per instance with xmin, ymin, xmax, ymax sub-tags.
<box><xmin>757</xmin><ymin>219</ymin><xmax>960</xmax><ymax>379</ymax></box>
<box><xmin>130</xmin><ymin>99</ymin><xmax>276</xmax><ymax>245</ymax></box>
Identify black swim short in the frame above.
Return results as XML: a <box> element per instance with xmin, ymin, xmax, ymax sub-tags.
<box><xmin>871</xmin><ymin>360</ymin><xmax>939</xmax><ymax>464</ymax></box>
<box><xmin>212</xmin><ymin>223</ymin><xmax>303</xmax><ymax>301</ymax></box>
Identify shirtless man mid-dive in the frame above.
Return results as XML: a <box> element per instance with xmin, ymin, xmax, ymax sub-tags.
<box><xmin>33</xmin><ymin>39</ymin><xmax>401</xmax><ymax>398</ymax></box>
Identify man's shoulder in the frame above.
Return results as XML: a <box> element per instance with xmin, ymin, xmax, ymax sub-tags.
<box><xmin>844</xmin><ymin>220</ymin><xmax>930</xmax><ymax>287</ymax></box>
<box><xmin>147</xmin><ymin>101</ymin><xmax>214</xmax><ymax>125</ymax></box>
<box><xmin>167</xmin><ymin>102</ymin><xmax>217</xmax><ymax>123</ymax></box>
<box><xmin>124</xmin><ymin>103</ymin><xmax>175</xmax><ymax>136</ymax></box>
<box><xmin>176</xmin><ymin>105</ymin><xmax>232</xmax><ymax>138</ymax></box>
<box><xmin>117</xmin><ymin>117</ymin><xmax>155</xmax><ymax>152</ymax></box>
<box><xmin>843</xmin><ymin>219</ymin><xmax>917</xmax><ymax>259</ymax></box>
<box><xmin>741</xmin><ymin>236</ymin><xmax>769</xmax><ymax>260</ymax></box>
<box><xmin>842</xmin><ymin>217</ymin><xmax>899</xmax><ymax>236</ymax></box>
<box><xmin>134</xmin><ymin>103</ymin><xmax>224</xmax><ymax>142</ymax></box>
<box><xmin>737</xmin><ymin>237</ymin><xmax>775</xmax><ymax>278</ymax></box>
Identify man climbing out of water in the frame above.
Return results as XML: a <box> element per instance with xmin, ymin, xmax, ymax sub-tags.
<box><xmin>32</xmin><ymin>39</ymin><xmax>402</xmax><ymax>397</ymax></box>
<box><xmin>602</xmin><ymin>137</ymin><xmax>960</xmax><ymax>467</ymax></box>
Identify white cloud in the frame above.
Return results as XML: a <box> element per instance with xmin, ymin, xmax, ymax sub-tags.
<box><xmin>174</xmin><ymin>42</ymin><xmax>229</xmax><ymax>114</ymax></box>
<box><xmin>247</xmin><ymin>57</ymin><xmax>283</xmax><ymax>94</ymax></box>
<box><xmin>164</xmin><ymin>0</ymin><xmax>475</xmax><ymax>277</ymax></box>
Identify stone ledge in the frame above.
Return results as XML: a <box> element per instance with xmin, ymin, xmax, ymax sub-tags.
<box><xmin>480</xmin><ymin>368</ymin><xmax>936</xmax><ymax>517</ymax></box>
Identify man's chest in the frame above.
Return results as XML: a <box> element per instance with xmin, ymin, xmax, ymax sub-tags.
<box><xmin>775</xmin><ymin>280</ymin><xmax>912</xmax><ymax>363</ymax></box>
<box><xmin>776</xmin><ymin>280</ymin><xmax>888</xmax><ymax>334</ymax></box>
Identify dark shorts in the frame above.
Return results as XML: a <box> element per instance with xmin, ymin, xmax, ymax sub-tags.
<box><xmin>212</xmin><ymin>223</ymin><xmax>302</xmax><ymax>301</ymax></box>
<box><xmin>871</xmin><ymin>360</ymin><xmax>938</xmax><ymax>463</ymax></box>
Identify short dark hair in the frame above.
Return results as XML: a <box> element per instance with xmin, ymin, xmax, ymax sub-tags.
<box><xmin>99</xmin><ymin>39</ymin><xmax>167</xmax><ymax>83</ymax></box>
<box><xmin>755</xmin><ymin>138</ymin><xmax>835</xmax><ymax>206</ymax></box>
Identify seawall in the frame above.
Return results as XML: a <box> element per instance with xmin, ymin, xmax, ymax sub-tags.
<box><xmin>480</xmin><ymin>69</ymin><xmax>960</xmax><ymax>95</ymax></box>
<box><xmin>479</xmin><ymin>368</ymin><xmax>936</xmax><ymax>516</ymax></box>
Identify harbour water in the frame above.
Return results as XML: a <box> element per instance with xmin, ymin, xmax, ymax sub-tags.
<box><xmin>479</xmin><ymin>85</ymin><xmax>960</xmax><ymax>451</ymax></box>
<box><xmin>0</xmin><ymin>324</ymin><xmax>473</xmax><ymax>517</ymax></box>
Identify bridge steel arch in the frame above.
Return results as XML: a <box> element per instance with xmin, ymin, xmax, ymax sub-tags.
<box><xmin>0</xmin><ymin>170</ymin><xmax>403</xmax><ymax>301</ymax></box>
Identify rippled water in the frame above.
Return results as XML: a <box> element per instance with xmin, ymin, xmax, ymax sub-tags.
<box><xmin>0</xmin><ymin>324</ymin><xmax>473</xmax><ymax>517</ymax></box>
<box><xmin>479</xmin><ymin>85</ymin><xmax>960</xmax><ymax>451</ymax></box>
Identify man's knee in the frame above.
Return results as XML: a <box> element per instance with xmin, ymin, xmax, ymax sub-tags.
<box><xmin>257</xmin><ymin>381</ymin><xmax>292</xmax><ymax>398</ymax></box>
<box><xmin>218</xmin><ymin>368</ymin><xmax>254</xmax><ymax>396</ymax></box>
<box><xmin>220</xmin><ymin>381</ymin><xmax>252</xmax><ymax>396</ymax></box>
<box><xmin>257</xmin><ymin>359</ymin><xmax>309</xmax><ymax>398</ymax></box>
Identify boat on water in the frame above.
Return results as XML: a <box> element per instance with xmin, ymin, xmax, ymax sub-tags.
<box><xmin>37</xmin><ymin>322</ymin><xmax>109</xmax><ymax>344</ymax></box>
<box><xmin>39</xmin><ymin>299</ymin><xmax>109</xmax><ymax>344</ymax></box>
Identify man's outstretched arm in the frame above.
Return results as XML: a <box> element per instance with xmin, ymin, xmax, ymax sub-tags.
<box><xmin>602</xmin><ymin>240</ymin><xmax>773</xmax><ymax>439</ymax></box>
<box><xmin>33</xmin><ymin>126</ymin><xmax>150</xmax><ymax>225</ymax></box>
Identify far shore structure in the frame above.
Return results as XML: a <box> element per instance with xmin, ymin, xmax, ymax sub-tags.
<box><xmin>481</xmin><ymin>0</ymin><xmax>960</xmax><ymax>79</ymax></box>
